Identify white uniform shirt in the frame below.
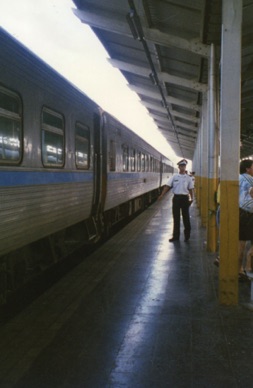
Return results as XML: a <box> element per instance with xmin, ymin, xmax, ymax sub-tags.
<box><xmin>166</xmin><ymin>173</ymin><xmax>194</xmax><ymax>195</ymax></box>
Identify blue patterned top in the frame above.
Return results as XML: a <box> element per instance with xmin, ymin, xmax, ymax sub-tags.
<box><xmin>239</xmin><ymin>173</ymin><xmax>253</xmax><ymax>213</ymax></box>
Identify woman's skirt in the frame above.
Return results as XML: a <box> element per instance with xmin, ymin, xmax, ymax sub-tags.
<box><xmin>239</xmin><ymin>208</ymin><xmax>253</xmax><ymax>240</ymax></box>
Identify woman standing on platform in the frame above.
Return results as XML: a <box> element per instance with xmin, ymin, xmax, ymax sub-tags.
<box><xmin>238</xmin><ymin>159</ymin><xmax>253</xmax><ymax>279</ymax></box>
<box><xmin>158</xmin><ymin>159</ymin><xmax>194</xmax><ymax>242</ymax></box>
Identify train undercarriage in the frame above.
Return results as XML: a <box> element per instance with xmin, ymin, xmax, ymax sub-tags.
<box><xmin>0</xmin><ymin>189</ymin><xmax>159</xmax><ymax>308</ymax></box>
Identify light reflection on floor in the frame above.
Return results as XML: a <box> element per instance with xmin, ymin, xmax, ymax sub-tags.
<box><xmin>110</xmin><ymin>223</ymin><xmax>172</xmax><ymax>378</ymax></box>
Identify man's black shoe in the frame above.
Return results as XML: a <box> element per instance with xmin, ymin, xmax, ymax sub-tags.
<box><xmin>184</xmin><ymin>237</ymin><xmax>190</xmax><ymax>242</ymax></box>
<box><xmin>169</xmin><ymin>238</ymin><xmax>179</xmax><ymax>242</ymax></box>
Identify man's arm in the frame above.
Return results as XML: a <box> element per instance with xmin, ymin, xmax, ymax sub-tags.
<box><xmin>158</xmin><ymin>185</ymin><xmax>171</xmax><ymax>200</ymax></box>
<box><xmin>188</xmin><ymin>188</ymin><xmax>194</xmax><ymax>204</ymax></box>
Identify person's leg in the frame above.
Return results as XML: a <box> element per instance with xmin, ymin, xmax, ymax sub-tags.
<box><xmin>239</xmin><ymin>210</ymin><xmax>251</xmax><ymax>275</ymax></box>
<box><xmin>239</xmin><ymin>240</ymin><xmax>246</xmax><ymax>274</ymax></box>
<box><xmin>245</xmin><ymin>242</ymin><xmax>253</xmax><ymax>272</ymax></box>
<box><xmin>181</xmin><ymin>197</ymin><xmax>191</xmax><ymax>240</ymax></box>
<box><xmin>171</xmin><ymin>196</ymin><xmax>180</xmax><ymax>239</ymax></box>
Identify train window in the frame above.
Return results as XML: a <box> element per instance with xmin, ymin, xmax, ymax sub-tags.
<box><xmin>41</xmin><ymin>107</ymin><xmax>64</xmax><ymax>167</ymax></box>
<box><xmin>0</xmin><ymin>86</ymin><xmax>22</xmax><ymax>164</ymax></box>
<box><xmin>109</xmin><ymin>140</ymin><xmax>116</xmax><ymax>171</ymax></box>
<box><xmin>137</xmin><ymin>151</ymin><xmax>141</xmax><ymax>171</ymax></box>
<box><xmin>122</xmin><ymin>145</ymin><xmax>129</xmax><ymax>172</ymax></box>
<box><xmin>130</xmin><ymin>148</ymin><xmax>136</xmax><ymax>172</ymax></box>
<box><xmin>145</xmin><ymin>154</ymin><xmax>149</xmax><ymax>171</ymax></box>
<box><xmin>153</xmin><ymin>158</ymin><xmax>156</xmax><ymax>172</ymax></box>
<box><xmin>150</xmin><ymin>156</ymin><xmax>154</xmax><ymax>172</ymax></box>
<box><xmin>154</xmin><ymin>158</ymin><xmax>159</xmax><ymax>172</ymax></box>
<box><xmin>141</xmin><ymin>153</ymin><xmax>145</xmax><ymax>171</ymax></box>
<box><xmin>75</xmin><ymin>122</ymin><xmax>90</xmax><ymax>169</ymax></box>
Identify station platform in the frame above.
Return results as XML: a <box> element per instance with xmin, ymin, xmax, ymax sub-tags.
<box><xmin>1</xmin><ymin>194</ymin><xmax>253</xmax><ymax>387</ymax></box>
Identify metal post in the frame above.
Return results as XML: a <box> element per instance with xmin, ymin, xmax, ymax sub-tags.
<box><xmin>207</xmin><ymin>44</ymin><xmax>219</xmax><ymax>252</ymax></box>
<box><xmin>192</xmin><ymin>133</ymin><xmax>201</xmax><ymax>204</ymax></box>
<box><xmin>219</xmin><ymin>0</ymin><xmax>242</xmax><ymax>305</ymax></box>
<box><xmin>200</xmin><ymin>94</ymin><xmax>208</xmax><ymax>227</ymax></box>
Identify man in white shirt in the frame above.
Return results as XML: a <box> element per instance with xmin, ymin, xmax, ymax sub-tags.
<box><xmin>158</xmin><ymin>159</ymin><xmax>194</xmax><ymax>242</ymax></box>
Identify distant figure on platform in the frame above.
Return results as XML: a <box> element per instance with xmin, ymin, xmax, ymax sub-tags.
<box><xmin>190</xmin><ymin>171</ymin><xmax>196</xmax><ymax>188</ymax></box>
<box><xmin>158</xmin><ymin>159</ymin><xmax>194</xmax><ymax>242</ymax></box>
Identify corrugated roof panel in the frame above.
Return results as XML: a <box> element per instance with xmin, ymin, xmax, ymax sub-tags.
<box><xmin>145</xmin><ymin>0</ymin><xmax>203</xmax><ymax>37</ymax></box>
<box><xmin>73</xmin><ymin>0</ymin><xmax>253</xmax><ymax>159</ymax></box>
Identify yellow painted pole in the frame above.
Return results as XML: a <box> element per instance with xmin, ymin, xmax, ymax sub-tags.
<box><xmin>207</xmin><ymin>44</ymin><xmax>219</xmax><ymax>252</ymax></box>
<box><xmin>207</xmin><ymin>178</ymin><xmax>218</xmax><ymax>252</ymax></box>
<box><xmin>219</xmin><ymin>180</ymin><xmax>239</xmax><ymax>304</ymax></box>
<box><xmin>218</xmin><ymin>0</ymin><xmax>242</xmax><ymax>305</ymax></box>
<box><xmin>199</xmin><ymin>95</ymin><xmax>209</xmax><ymax>227</ymax></box>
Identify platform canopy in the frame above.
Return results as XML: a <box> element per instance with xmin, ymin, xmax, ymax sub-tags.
<box><xmin>73</xmin><ymin>0</ymin><xmax>253</xmax><ymax>160</ymax></box>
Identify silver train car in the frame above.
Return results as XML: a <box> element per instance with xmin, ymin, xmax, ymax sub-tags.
<box><xmin>0</xmin><ymin>28</ymin><xmax>175</xmax><ymax>303</ymax></box>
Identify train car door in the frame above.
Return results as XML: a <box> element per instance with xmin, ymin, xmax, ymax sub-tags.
<box><xmin>92</xmin><ymin>113</ymin><xmax>102</xmax><ymax>214</ymax></box>
<box><xmin>92</xmin><ymin>112</ymin><xmax>107</xmax><ymax>219</ymax></box>
<box><xmin>159</xmin><ymin>155</ymin><xmax>163</xmax><ymax>188</ymax></box>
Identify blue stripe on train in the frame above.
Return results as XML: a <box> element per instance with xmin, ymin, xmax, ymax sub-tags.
<box><xmin>0</xmin><ymin>170</ymin><xmax>161</xmax><ymax>186</ymax></box>
<box><xmin>0</xmin><ymin>170</ymin><xmax>93</xmax><ymax>186</ymax></box>
<box><xmin>107</xmin><ymin>172</ymin><xmax>158</xmax><ymax>180</ymax></box>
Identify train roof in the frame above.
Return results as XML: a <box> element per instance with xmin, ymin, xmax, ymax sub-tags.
<box><xmin>0</xmin><ymin>27</ymin><xmax>174</xmax><ymax>164</ymax></box>
<box><xmin>0</xmin><ymin>27</ymin><xmax>99</xmax><ymax>110</ymax></box>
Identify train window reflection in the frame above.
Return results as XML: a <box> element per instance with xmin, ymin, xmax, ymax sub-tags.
<box><xmin>0</xmin><ymin>87</ymin><xmax>22</xmax><ymax>164</ymax></box>
<box><xmin>122</xmin><ymin>145</ymin><xmax>129</xmax><ymax>172</ymax></box>
<box><xmin>141</xmin><ymin>153</ymin><xmax>145</xmax><ymax>171</ymax></box>
<box><xmin>75</xmin><ymin>122</ymin><xmax>90</xmax><ymax>169</ymax></box>
<box><xmin>150</xmin><ymin>156</ymin><xmax>154</xmax><ymax>172</ymax></box>
<box><xmin>145</xmin><ymin>154</ymin><xmax>149</xmax><ymax>171</ymax></box>
<box><xmin>42</xmin><ymin>107</ymin><xmax>64</xmax><ymax>167</ymax></box>
<box><xmin>130</xmin><ymin>148</ymin><xmax>136</xmax><ymax>172</ymax></box>
<box><xmin>137</xmin><ymin>151</ymin><xmax>141</xmax><ymax>172</ymax></box>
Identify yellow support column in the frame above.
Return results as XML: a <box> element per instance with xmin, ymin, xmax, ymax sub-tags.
<box><xmin>219</xmin><ymin>181</ymin><xmax>239</xmax><ymax>304</ymax></box>
<box><xmin>199</xmin><ymin>94</ymin><xmax>209</xmax><ymax>227</ymax></box>
<box><xmin>218</xmin><ymin>0</ymin><xmax>242</xmax><ymax>305</ymax></box>
<box><xmin>207</xmin><ymin>44</ymin><xmax>219</xmax><ymax>252</ymax></box>
<box><xmin>207</xmin><ymin>177</ymin><xmax>218</xmax><ymax>252</ymax></box>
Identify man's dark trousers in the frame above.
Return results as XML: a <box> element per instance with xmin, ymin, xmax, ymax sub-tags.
<box><xmin>172</xmin><ymin>195</ymin><xmax>191</xmax><ymax>240</ymax></box>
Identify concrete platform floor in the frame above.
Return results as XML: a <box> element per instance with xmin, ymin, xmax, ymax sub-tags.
<box><xmin>1</xmin><ymin>194</ymin><xmax>253</xmax><ymax>387</ymax></box>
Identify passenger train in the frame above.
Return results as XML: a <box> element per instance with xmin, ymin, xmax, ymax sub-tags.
<box><xmin>0</xmin><ymin>28</ymin><xmax>175</xmax><ymax>304</ymax></box>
